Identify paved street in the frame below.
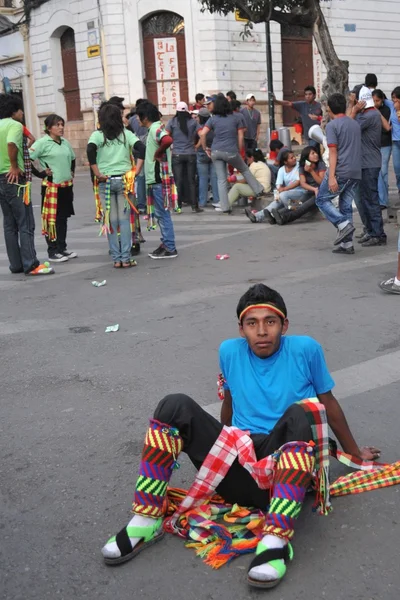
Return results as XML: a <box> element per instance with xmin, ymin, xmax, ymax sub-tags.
<box><xmin>2</xmin><ymin>173</ymin><xmax>400</xmax><ymax>600</ymax></box>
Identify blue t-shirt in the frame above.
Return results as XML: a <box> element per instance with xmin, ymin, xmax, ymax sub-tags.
<box><xmin>384</xmin><ymin>99</ymin><xmax>400</xmax><ymax>142</ymax></box>
<box><xmin>219</xmin><ymin>336</ymin><xmax>335</xmax><ymax>435</ymax></box>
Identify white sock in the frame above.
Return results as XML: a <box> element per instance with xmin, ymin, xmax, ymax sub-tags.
<box><xmin>340</xmin><ymin>241</ymin><xmax>353</xmax><ymax>249</ymax></box>
<box><xmin>248</xmin><ymin>534</ymin><xmax>286</xmax><ymax>582</ymax></box>
<box><xmin>102</xmin><ymin>514</ymin><xmax>158</xmax><ymax>559</ymax></box>
<box><xmin>338</xmin><ymin>220</ymin><xmax>349</xmax><ymax>231</ymax></box>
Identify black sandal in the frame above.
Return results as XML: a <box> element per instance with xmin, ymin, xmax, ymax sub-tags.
<box><xmin>247</xmin><ymin>542</ymin><xmax>293</xmax><ymax>589</ymax></box>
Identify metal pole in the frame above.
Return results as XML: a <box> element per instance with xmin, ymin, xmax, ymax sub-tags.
<box><xmin>265</xmin><ymin>20</ymin><xmax>275</xmax><ymax>131</ymax></box>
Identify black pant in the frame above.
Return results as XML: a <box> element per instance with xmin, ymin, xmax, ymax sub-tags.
<box><xmin>244</xmin><ymin>138</ymin><xmax>257</xmax><ymax>153</ymax></box>
<box><xmin>281</xmin><ymin>195</ymin><xmax>317</xmax><ymax>223</ymax></box>
<box><xmin>172</xmin><ymin>154</ymin><xmax>197</xmax><ymax>208</ymax></box>
<box><xmin>154</xmin><ymin>394</ymin><xmax>312</xmax><ymax>510</ymax></box>
<box><xmin>359</xmin><ymin>167</ymin><xmax>384</xmax><ymax>238</ymax></box>
<box><xmin>46</xmin><ymin>214</ymin><xmax>68</xmax><ymax>255</ymax></box>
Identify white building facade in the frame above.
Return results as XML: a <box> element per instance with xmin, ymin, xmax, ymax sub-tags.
<box><xmin>2</xmin><ymin>0</ymin><xmax>398</xmax><ymax>163</ymax></box>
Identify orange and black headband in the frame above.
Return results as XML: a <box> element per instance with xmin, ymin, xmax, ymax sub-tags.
<box><xmin>239</xmin><ymin>303</ymin><xmax>286</xmax><ymax>323</ymax></box>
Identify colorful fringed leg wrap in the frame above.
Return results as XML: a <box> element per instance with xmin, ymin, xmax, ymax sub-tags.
<box><xmin>132</xmin><ymin>419</ymin><xmax>183</xmax><ymax>518</ymax></box>
<box><xmin>264</xmin><ymin>442</ymin><xmax>315</xmax><ymax>541</ymax></box>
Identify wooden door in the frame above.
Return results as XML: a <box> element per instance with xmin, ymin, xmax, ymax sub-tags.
<box><xmin>142</xmin><ymin>12</ymin><xmax>188</xmax><ymax>115</ymax></box>
<box><xmin>281</xmin><ymin>36</ymin><xmax>314</xmax><ymax>127</ymax></box>
<box><xmin>61</xmin><ymin>28</ymin><xmax>82</xmax><ymax>121</ymax></box>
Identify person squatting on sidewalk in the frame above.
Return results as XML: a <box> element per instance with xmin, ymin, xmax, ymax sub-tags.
<box><xmin>0</xmin><ymin>93</ymin><xmax>54</xmax><ymax>276</ymax></box>
<box><xmin>316</xmin><ymin>93</ymin><xmax>361</xmax><ymax>255</ymax></box>
<box><xmin>101</xmin><ymin>284</ymin><xmax>380</xmax><ymax>589</ymax></box>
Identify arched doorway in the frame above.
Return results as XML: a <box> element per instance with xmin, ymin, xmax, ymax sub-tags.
<box><xmin>60</xmin><ymin>28</ymin><xmax>82</xmax><ymax>121</ymax></box>
<box><xmin>142</xmin><ymin>11</ymin><xmax>188</xmax><ymax>114</ymax></box>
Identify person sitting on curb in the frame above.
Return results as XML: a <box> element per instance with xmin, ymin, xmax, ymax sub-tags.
<box><xmin>100</xmin><ymin>283</ymin><xmax>380</xmax><ymax>590</ymax></box>
<box><xmin>245</xmin><ymin>150</ymin><xmax>309</xmax><ymax>225</ymax></box>
<box><xmin>227</xmin><ymin>148</ymin><xmax>271</xmax><ymax>211</ymax></box>
<box><xmin>272</xmin><ymin>145</ymin><xmax>326</xmax><ymax>226</ymax></box>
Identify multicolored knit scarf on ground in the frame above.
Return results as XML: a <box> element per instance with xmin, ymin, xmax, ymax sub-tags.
<box><xmin>163</xmin><ymin>397</ymin><xmax>400</xmax><ymax>568</ymax></box>
<box><xmin>164</xmin><ymin>448</ymin><xmax>400</xmax><ymax>569</ymax></box>
<box><xmin>41</xmin><ymin>179</ymin><xmax>73</xmax><ymax>240</ymax></box>
<box><xmin>146</xmin><ymin>125</ymin><xmax>178</xmax><ymax>230</ymax></box>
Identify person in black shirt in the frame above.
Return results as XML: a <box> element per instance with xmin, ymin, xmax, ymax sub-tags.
<box><xmin>372</xmin><ymin>89</ymin><xmax>392</xmax><ymax>209</ymax></box>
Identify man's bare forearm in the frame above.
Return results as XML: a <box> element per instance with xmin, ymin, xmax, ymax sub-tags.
<box><xmin>318</xmin><ymin>392</ymin><xmax>361</xmax><ymax>456</ymax></box>
<box><xmin>8</xmin><ymin>143</ymin><xmax>18</xmax><ymax>168</ymax></box>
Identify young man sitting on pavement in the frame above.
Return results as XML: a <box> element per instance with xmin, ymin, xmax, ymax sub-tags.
<box><xmin>101</xmin><ymin>284</ymin><xmax>379</xmax><ymax>589</ymax></box>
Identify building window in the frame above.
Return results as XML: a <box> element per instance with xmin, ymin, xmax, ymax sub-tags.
<box><xmin>142</xmin><ymin>11</ymin><xmax>184</xmax><ymax>36</ymax></box>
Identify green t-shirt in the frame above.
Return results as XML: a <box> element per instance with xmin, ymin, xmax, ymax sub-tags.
<box><xmin>29</xmin><ymin>135</ymin><xmax>75</xmax><ymax>183</ymax></box>
<box><xmin>145</xmin><ymin>121</ymin><xmax>172</xmax><ymax>185</ymax></box>
<box><xmin>0</xmin><ymin>118</ymin><xmax>24</xmax><ymax>174</ymax></box>
<box><xmin>88</xmin><ymin>129</ymin><xmax>139</xmax><ymax>176</ymax></box>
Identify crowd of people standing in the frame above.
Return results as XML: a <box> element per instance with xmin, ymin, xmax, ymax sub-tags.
<box><xmin>1</xmin><ymin>74</ymin><xmax>400</xmax><ymax>287</ymax></box>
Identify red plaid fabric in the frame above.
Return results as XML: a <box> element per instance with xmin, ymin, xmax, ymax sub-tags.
<box><xmin>165</xmin><ymin>426</ymin><xmax>276</xmax><ymax>534</ymax></box>
<box><xmin>42</xmin><ymin>180</ymin><xmax>73</xmax><ymax>240</ymax></box>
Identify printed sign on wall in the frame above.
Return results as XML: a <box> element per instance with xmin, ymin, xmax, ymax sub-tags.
<box><xmin>154</xmin><ymin>37</ymin><xmax>180</xmax><ymax>113</ymax></box>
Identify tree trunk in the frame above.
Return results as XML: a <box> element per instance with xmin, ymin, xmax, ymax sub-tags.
<box><xmin>311</xmin><ymin>0</ymin><xmax>349</xmax><ymax>98</ymax></box>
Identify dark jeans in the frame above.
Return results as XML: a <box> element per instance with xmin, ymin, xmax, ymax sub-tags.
<box><xmin>154</xmin><ymin>394</ymin><xmax>312</xmax><ymax>509</ymax></box>
<box><xmin>357</xmin><ymin>167</ymin><xmax>385</xmax><ymax>238</ymax></box>
<box><xmin>244</xmin><ymin>138</ymin><xmax>257</xmax><ymax>153</ymax></box>
<box><xmin>172</xmin><ymin>154</ymin><xmax>197</xmax><ymax>208</ymax></box>
<box><xmin>46</xmin><ymin>215</ymin><xmax>68</xmax><ymax>255</ymax></box>
<box><xmin>0</xmin><ymin>175</ymin><xmax>39</xmax><ymax>274</ymax></box>
<box><xmin>280</xmin><ymin>195</ymin><xmax>317</xmax><ymax>223</ymax></box>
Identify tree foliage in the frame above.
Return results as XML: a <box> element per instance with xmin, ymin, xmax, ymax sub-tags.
<box><xmin>200</xmin><ymin>0</ymin><xmax>349</xmax><ymax>97</ymax></box>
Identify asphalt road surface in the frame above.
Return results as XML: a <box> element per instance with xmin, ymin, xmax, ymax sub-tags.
<box><xmin>1</xmin><ymin>173</ymin><xmax>400</xmax><ymax>600</ymax></box>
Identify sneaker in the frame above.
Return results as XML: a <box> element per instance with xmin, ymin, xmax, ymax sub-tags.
<box><xmin>148</xmin><ymin>244</ymin><xmax>164</xmax><ymax>258</ymax></box>
<box><xmin>131</xmin><ymin>243</ymin><xmax>141</xmax><ymax>256</ymax></box>
<box><xmin>212</xmin><ymin>202</ymin><xmax>221</xmax><ymax>208</ymax></box>
<box><xmin>332</xmin><ymin>245</ymin><xmax>355</xmax><ymax>255</ymax></box>
<box><xmin>361</xmin><ymin>237</ymin><xmax>383</xmax><ymax>247</ymax></box>
<box><xmin>149</xmin><ymin>247</ymin><xmax>178</xmax><ymax>260</ymax></box>
<box><xmin>357</xmin><ymin>234</ymin><xmax>370</xmax><ymax>244</ymax></box>
<box><xmin>379</xmin><ymin>277</ymin><xmax>400</xmax><ymax>295</ymax></box>
<box><xmin>244</xmin><ymin>207</ymin><xmax>257</xmax><ymax>223</ymax></box>
<box><xmin>62</xmin><ymin>250</ymin><xmax>78</xmax><ymax>259</ymax></box>
<box><xmin>192</xmin><ymin>206</ymin><xmax>204</xmax><ymax>213</ymax></box>
<box><xmin>272</xmin><ymin>208</ymin><xmax>289</xmax><ymax>226</ymax></box>
<box><xmin>27</xmin><ymin>262</ymin><xmax>55</xmax><ymax>276</ymax></box>
<box><xmin>174</xmin><ymin>207</ymin><xmax>182</xmax><ymax>214</ymax></box>
<box><xmin>48</xmin><ymin>253</ymin><xmax>69</xmax><ymax>262</ymax></box>
<box><xmin>263</xmin><ymin>209</ymin><xmax>276</xmax><ymax>225</ymax></box>
<box><xmin>334</xmin><ymin>223</ymin><xmax>355</xmax><ymax>246</ymax></box>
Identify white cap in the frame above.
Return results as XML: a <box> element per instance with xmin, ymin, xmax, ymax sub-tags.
<box><xmin>246</xmin><ymin>94</ymin><xmax>256</xmax><ymax>101</ymax></box>
<box><xmin>358</xmin><ymin>86</ymin><xmax>375</xmax><ymax>109</ymax></box>
<box><xmin>176</xmin><ymin>101</ymin><xmax>188</xmax><ymax>112</ymax></box>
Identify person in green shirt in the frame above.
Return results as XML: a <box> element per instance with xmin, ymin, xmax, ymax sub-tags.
<box><xmin>0</xmin><ymin>93</ymin><xmax>53</xmax><ymax>276</ymax></box>
<box><xmin>135</xmin><ymin>102</ymin><xmax>178</xmax><ymax>259</ymax></box>
<box><xmin>29</xmin><ymin>114</ymin><xmax>76</xmax><ymax>263</ymax></box>
<box><xmin>87</xmin><ymin>103</ymin><xmax>146</xmax><ymax>268</ymax></box>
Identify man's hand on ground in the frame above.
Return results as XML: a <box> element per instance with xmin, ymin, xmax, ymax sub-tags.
<box><xmin>359</xmin><ymin>446</ymin><xmax>381</xmax><ymax>461</ymax></box>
